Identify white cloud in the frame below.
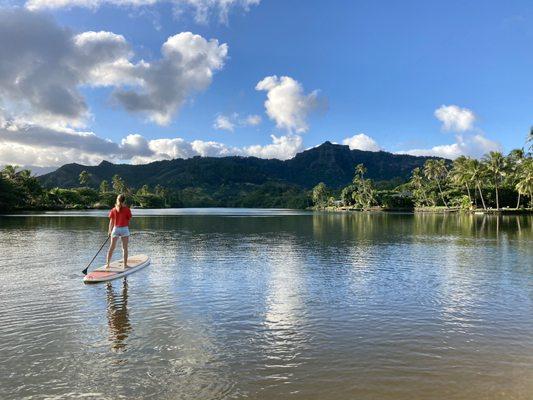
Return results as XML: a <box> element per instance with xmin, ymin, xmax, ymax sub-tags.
<box><xmin>434</xmin><ymin>105</ymin><xmax>476</xmax><ymax>132</ymax></box>
<box><xmin>0</xmin><ymin>116</ymin><xmax>303</xmax><ymax>166</ymax></box>
<box><xmin>244</xmin><ymin>134</ymin><xmax>303</xmax><ymax>160</ymax></box>
<box><xmin>399</xmin><ymin>133</ymin><xmax>501</xmax><ymax>159</ymax></box>
<box><xmin>213</xmin><ymin>113</ymin><xmax>262</xmax><ymax>131</ymax></box>
<box><xmin>255</xmin><ymin>76</ymin><xmax>323</xmax><ymax>133</ymax></box>
<box><xmin>112</xmin><ymin>32</ymin><xmax>228</xmax><ymax>125</ymax></box>
<box><xmin>213</xmin><ymin>114</ymin><xmax>235</xmax><ymax>131</ymax></box>
<box><xmin>25</xmin><ymin>0</ymin><xmax>260</xmax><ymax>24</ymax></box>
<box><xmin>244</xmin><ymin>114</ymin><xmax>261</xmax><ymax>126</ymax></box>
<box><xmin>0</xmin><ymin>9</ymin><xmax>228</xmax><ymax>127</ymax></box>
<box><xmin>342</xmin><ymin>133</ymin><xmax>381</xmax><ymax>152</ymax></box>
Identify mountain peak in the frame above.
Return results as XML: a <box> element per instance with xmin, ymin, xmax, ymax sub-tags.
<box><xmin>98</xmin><ymin>160</ymin><xmax>114</xmax><ymax>166</ymax></box>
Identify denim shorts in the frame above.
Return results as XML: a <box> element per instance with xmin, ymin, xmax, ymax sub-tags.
<box><xmin>111</xmin><ymin>226</ymin><xmax>130</xmax><ymax>238</ymax></box>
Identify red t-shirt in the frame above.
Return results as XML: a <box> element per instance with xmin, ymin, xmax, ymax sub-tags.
<box><xmin>108</xmin><ymin>206</ymin><xmax>132</xmax><ymax>227</ymax></box>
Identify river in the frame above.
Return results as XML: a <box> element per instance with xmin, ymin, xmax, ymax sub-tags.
<box><xmin>0</xmin><ymin>209</ymin><xmax>531</xmax><ymax>399</ymax></box>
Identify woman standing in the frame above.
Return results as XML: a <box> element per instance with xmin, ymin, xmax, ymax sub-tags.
<box><xmin>106</xmin><ymin>194</ymin><xmax>132</xmax><ymax>269</ymax></box>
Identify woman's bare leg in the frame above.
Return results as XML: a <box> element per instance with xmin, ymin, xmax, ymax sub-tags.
<box><xmin>106</xmin><ymin>237</ymin><xmax>118</xmax><ymax>268</ymax></box>
<box><xmin>121</xmin><ymin>236</ymin><xmax>129</xmax><ymax>268</ymax></box>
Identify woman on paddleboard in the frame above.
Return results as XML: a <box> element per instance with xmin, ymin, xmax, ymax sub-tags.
<box><xmin>106</xmin><ymin>194</ymin><xmax>132</xmax><ymax>269</ymax></box>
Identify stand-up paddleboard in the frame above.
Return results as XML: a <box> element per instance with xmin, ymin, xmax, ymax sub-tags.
<box><xmin>84</xmin><ymin>254</ymin><xmax>150</xmax><ymax>283</ymax></box>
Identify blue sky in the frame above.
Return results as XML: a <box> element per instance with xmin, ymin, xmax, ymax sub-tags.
<box><xmin>0</xmin><ymin>0</ymin><xmax>532</xmax><ymax>167</ymax></box>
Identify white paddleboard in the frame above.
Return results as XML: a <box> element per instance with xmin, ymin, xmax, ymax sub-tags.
<box><xmin>84</xmin><ymin>254</ymin><xmax>150</xmax><ymax>283</ymax></box>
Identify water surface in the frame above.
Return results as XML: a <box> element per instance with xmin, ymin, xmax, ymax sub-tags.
<box><xmin>0</xmin><ymin>209</ymin><xmax>532</xmax><ymax>399</ymax></box>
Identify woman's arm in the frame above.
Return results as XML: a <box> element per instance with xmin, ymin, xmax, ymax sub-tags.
<box><xmin>108</xmin><ymin>219</ymin><xmax>114</xmax><ymax>236</ymax></box>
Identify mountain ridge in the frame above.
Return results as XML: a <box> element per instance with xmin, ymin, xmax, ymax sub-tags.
<box><xmin>39</xmin><ymin>141</ymin><xmax>442</xmax><ymax>190</ymax></box>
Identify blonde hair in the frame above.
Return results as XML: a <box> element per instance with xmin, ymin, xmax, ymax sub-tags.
<box><xmin>115</xmin><ymin>194</ymin><xmax>126</xmax><ymax>212</ymax></box>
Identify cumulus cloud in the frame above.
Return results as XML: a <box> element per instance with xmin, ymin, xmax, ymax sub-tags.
<box><xmin>0</xmin><ymin>116</ymin><xmax>302</xmax><ymax>166</ymax></box>
<box><xmin>244</xmin><ymin>134</ymin><xmax>303</xmax><ymax>159</ymax></box>
<box><xmin>131</xmin><ymin>133</ymin><xmax>301</xmax><ymax>163</ymax></box>
<box><xmin>256</xmin><ymin>76</ymin><xmax>323</xmax><ymax>133</ymax></box>
<box><xmin>342</xmin><ymin>133</ymin><xmax>381</xmax><ymax>152</ymax></box>
<box><xmin>111</xmin><ymin>32</ymin><xmax>228</xmax><ymax>125</ymax></box>
<box><xmin>213</xmin><ymin>113</ymin><xmax>262</xmax><ymax>131</ymax></box>
<box><xmin>434</xmin><ymin>105</ymin><xmax>476</xmax><ymax>132</ymax></box>
<box><xmin>244</xmin><ymin>114</ymin><xmax>262</xmax><ymax>126</ymax></box>
<box><xmin>25</xmin><ymin>0</ymin><xmax>260</xmax><ymax>24</ymax></box>
<box><xmin>213</xmin><ymin>114</ymin><xmax>235</xmax><ymax>131</ymax></box>
<box><xmin>0</xmin><ymin>9</ymin><xmax>228</xmax><ymax>127</ymax></box>
<box><xmin>399</xmin><ymin>133</ymin><xmax>501</xmax><ymax>159</ymax></box>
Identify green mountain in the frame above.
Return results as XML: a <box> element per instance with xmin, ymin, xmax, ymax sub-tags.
<box><xmin>38</xmin><ymin>142</ymin><xmax>440</xmax><ymax>207</ymax></box>
<box><xmin>40</xmin><ymin>142</ymin><xmax>437</xmax><ymax>188</ymax></box>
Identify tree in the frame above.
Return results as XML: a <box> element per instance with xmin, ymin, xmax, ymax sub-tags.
<box><xmin>423</xmin><ymin>159</ymin><xmax>449</xmax><ymax>207</ymax></box>
<box><xmin>340</xmin><ymin>184</ymin><xmax>356</xmax><ymax>206</ymax></box>
<box><xmin>349</xmin><ymin>164</ymin><xmax>377</xmax><ymax>209</ymax></box>
<box><xmin>312</xmin><ymin>182</ymin><xmax>329</xmax><ymax>208</ymax></box>
<box><xmin>0</xmin><ymin>175</ymin><xmax>18</xmax><ymax>211</ymax></box>
<box><xmin>506</xmin><ymin>149</ymin><xmax>525</xmax><ymax>208</ymax></box>
<box><xmin>99</xmin><ymin>180</ymin><xmax>110</xmax><ymax>193</ymax></box>
<box><xmin>352</xmin><ymin>178</ymin><xmax>377</xmax><ymax>208</ymax></box>
<box><xmin>1</xmin><ymin>166</ymin><xmax>43</xmax><ymax>209</ymax></box>
<box><xmin>516</xmin><ymin>158</ymin><xmax>533</xmax><ymax>208</ymax></box>
<box><xmin>468</xmin><ymin>159</ymin><xmax>488</xmax><ymax>210</ymax></box>
<box><xmin>79</xmin><ymin>170</ymin><xmax>91</xmax><ymax>186</ymax></box>
<box><xmin>355</xmin><ymin>164</ymin><xmax>367</xmax><ymax>181</ymax></box>
<box><xmin>483</xmin><ymin>151</ymin><xmax>506</xmax><ymax>209</ymax></box>
<box><xmin>137</xmin><ymin>184</ymin><xmax>150</xmax><ymax>196</ymax></box>
<box><xmin>2</xmin><ymin>165</ymin><xmax>19</xmax><ymax>181</ymax></box>
<box><xmin>409</xmin><ymin>167</ymin><xmax>432</xmax><ymax>207</ymax></box>
<box><xmin>112</xmin><ymin>174</ymin><xmax>126</xmax><ymax>194</ymax></box>
<box><xmin>450</xmin><ymin>156</ymin><xmax>474</xmax><ymax>206</ymax></box>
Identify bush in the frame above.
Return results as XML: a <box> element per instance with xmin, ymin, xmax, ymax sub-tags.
<box><xmin>377</xmin><ymin>190</ymin><xmax>414</xmax><ymax>209</ymax></box>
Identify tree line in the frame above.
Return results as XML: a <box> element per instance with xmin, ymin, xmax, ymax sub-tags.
<box><xmin>313</xmin><ymin>137</ymin><xmax>533</xmax><ymax>211</ymax></box>
<box><xmin>0</xmin><ymin>167</ymin><xmax>310</xmax><ymax>211</ymax></box>
<box><xmin>0</xmin><ymin>168</ymin><xmax>169</xmax><ymax>211</ymax></box>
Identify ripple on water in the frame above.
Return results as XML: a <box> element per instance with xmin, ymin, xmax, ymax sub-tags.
<box><xmin>0</xmin><ymin>212</ymin><xmax>532</xmax><ymax>399</ymax></box>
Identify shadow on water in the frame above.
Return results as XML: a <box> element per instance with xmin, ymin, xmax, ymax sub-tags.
<box><xmin>106</xmin><ymin>279</ymin><xmax>131</xmax><ymax>352</ymax></box>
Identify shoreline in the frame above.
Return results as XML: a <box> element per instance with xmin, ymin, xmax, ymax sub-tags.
<box><xmin>312</xmin><ymin>205</ymin><xmax>533</xmax><ymax>215</ymax></box>
<box><xmin>2</xmin><ymin>205</ymin><xmax>533</xmax><ymax>215</ymax></box>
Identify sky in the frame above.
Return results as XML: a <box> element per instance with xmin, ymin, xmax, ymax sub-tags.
<box><xmin>0</xmin><ymin>0</ymin><xmax>532</xmax><ymax>171</ymax></box>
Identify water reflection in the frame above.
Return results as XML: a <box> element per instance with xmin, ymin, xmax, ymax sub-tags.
<box><xmin>0</xmin><ymin>211</ymin><xmax>532</xmax><ymax>400</ymax></box>
<box><xmin>106</xmin><ymin>280</ymin><xmax>131</xmax><ymax>352</ymax></box>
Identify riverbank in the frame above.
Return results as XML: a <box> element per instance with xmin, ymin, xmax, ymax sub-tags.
<box><xmin>313</xmin><ymin>205</ymin><xmax>533</xmax><ymax>215</ymax></box>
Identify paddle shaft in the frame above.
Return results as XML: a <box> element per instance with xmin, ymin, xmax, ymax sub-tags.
<box><xmin>82</xmin><ymin>235</ymin><xmax>110</xmax><ymax>275</ymax></box>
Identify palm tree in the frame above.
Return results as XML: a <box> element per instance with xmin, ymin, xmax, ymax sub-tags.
<box><xmin>312</xmin><ymin>182</ymin><xmax>329</xmax><ymax>208</ymax></box>
<box><xmin>79</xmin><ymin>170</ymin><xmax>91</xmax><ymax>186</ymax></box>
<box><xmin>507</xmin><ymin>149</ymin><xmax>525</xmax><ymax>208</ymax></box>
<box><xmin>526</xmin><ymin>126</ymin><xmax>533</xmax><ymax>153</ymax></box>
<box><xmin>99</xmin><ymin>180</ymin><xmax>110</xmax><ymax>193</ymax></box>
<box><xmin>450</xmin><ymin>156</ymin><xmax>473</xmax><ymax>205</ymax></box>
<box><xmin>355</xmin><ymin>164</ymin><xmax>367</xmax><ymax>181</ymax></box>
<box><xmin>1</xmin><ymin>165</ymin><xmax>19</xmax><ymax>181</ymax></box>
<box><xmin>467</xmin><ymin>159</ymin><xmax>487</xmax><ymax>210</ymax></box>
<box><xmin>409</xmin><ymin>167</ymin><xmax>430</xmax><ymax>206</ymax></box>
<box><xmin>516</xmin><ymin>158</ymin><xmax>533</xmax><ymax>208</ymax></box>
<box><xmin>423</xmin><ymin>159</ymin><xmax>449</xmax><ymax>207</ymax></box>
<box><xmin>483</xmin><ymin>151</ymin><xmax>506</xmax><ymax>210</ymax></box>
<box><xmin>112</xmin><ymin>174</ymin><xmax>126</xmax><ymax>194</ymax></box>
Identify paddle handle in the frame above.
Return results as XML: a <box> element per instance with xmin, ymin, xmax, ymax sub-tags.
<box><xmin>82</xmin><ymin>235</ymin><xmax>110</xmax><ymax>275</ymax></box>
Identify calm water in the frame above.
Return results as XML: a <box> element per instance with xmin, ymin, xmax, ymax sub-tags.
<box><xmin>0</xmin><ymin>209</ymin><xmax>532</xmax><ymax>400</ymax></box>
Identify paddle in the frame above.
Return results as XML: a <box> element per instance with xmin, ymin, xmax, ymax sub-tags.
<box><xmin>82</xmin><ymin>235</ymin><xmax>110</xmax><ymax>275</ymax></box>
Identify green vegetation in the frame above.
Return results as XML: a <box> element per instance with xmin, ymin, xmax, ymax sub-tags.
<box><xmin>0</xmin><ymin>165</ymin><xmax>310</xmax><ymax>211</ymax></box>
<box><xmin>0</xmin><ymin>166</ymin><xmax>169</xmax><ymax>211</ymax></box>
<box><xmin>2</xmin><ymin>139</ymin><xmax>532</xmax><ymax>213</ymax></box>
<box><xmin>313</xmin><ymin>139</ymin><xmax>533</xmax><ymax>213</ymax></box>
